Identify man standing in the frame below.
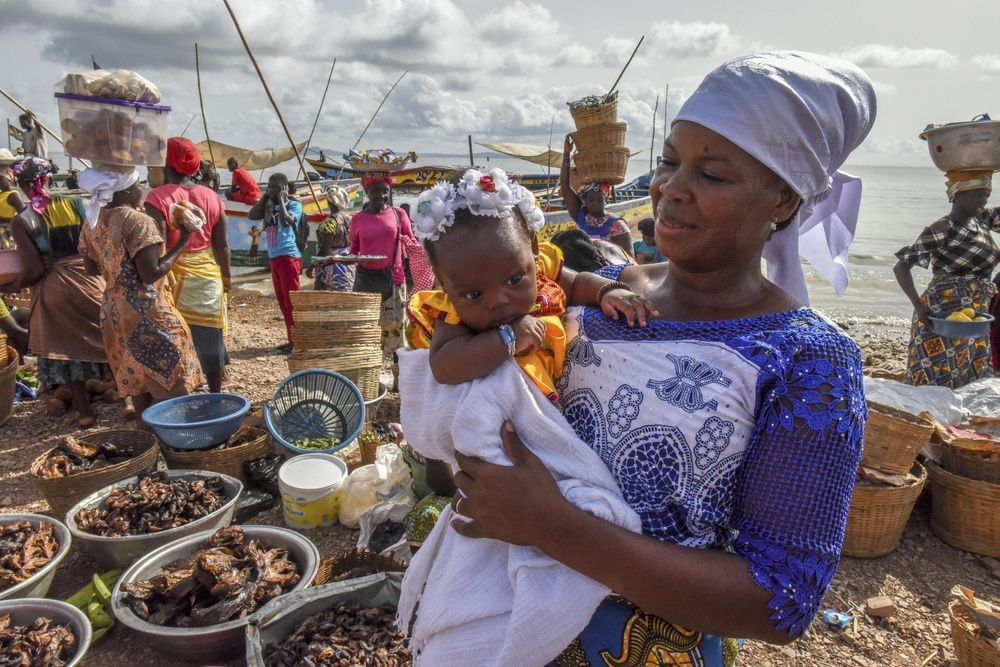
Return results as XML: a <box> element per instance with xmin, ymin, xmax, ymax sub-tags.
<box><xmin>224</xmin><ymin>157</ymin><xmax>261</xmax><ymax>205</ymax></box>
<box><xmin>19</xmin><ymin>113</ymin><xmax>47</xmax><ymax>158</ymax></box>
<box><xmin>248</xmin><ymin>173</ymin><xmax>301</xmax><ymax>352</ymax></box>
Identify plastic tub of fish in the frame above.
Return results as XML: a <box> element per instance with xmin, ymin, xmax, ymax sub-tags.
<box><xmin>245</xmin><ymin>572</ymin><xmax>405</xmax><ymax>667</ymax></box>
<box><xmin>0</xmin><ymin>598</ymin><xmax>92</xmax><ymax>667</ymax></box>
<box><xmin>111</xmin><ymin>525</ymin><xmax>319</xmax><ymax>664</ymax></box>
<box><xmin>65</xmin><ymin>470</ymin><xmax>243</xmax><ymax>570</ymax></box>
<box><xmin>0</xmin><ymin>514</ymin><xmax>72</xmax><ymax>601</ymax></box>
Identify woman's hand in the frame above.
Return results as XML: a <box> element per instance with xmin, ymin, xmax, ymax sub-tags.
<box><xmin>915</xmin><ymin>302</ymin><xmax>933</xmax><ymax>326</ymax></box>
<box><xmin>600</xmin><ymin>288</ymin><xmax>659</xmax><ymax>326</ymax></box>
<box><xmin>563</xmin><ymin>134</ymin><xmax>574</xmax><ymax>158</ymax></box>
<box><xmin>451</xmin><ymin>422</ymin><xmax>566</xmax><ymax>547</ymax></box>
<box><xmin>511</xmin><ymin>315</ymin><xmax>546</xmax><ymax>353</ymax></box>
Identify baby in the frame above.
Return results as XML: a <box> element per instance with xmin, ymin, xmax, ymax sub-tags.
<box><xmin>396</xmin><ymin>168</ymin><xmax>646</xmax><ymax>667</ymax></box>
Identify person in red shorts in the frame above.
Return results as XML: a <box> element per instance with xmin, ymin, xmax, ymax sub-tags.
<box><xmin>224</xmin><ymin>157</ymin><xmax>261</xmax><ymax>205</ymax></box>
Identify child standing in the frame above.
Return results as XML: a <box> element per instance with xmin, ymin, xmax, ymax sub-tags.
<box><xmin>247</xmin><ymin>225</ymin><xmax>261</xmax><ymax>264</ymax></box>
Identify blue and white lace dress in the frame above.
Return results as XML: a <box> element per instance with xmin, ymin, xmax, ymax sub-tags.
<box><xmin>548</xmin><ymin>292</ymin><xmax>866</xmax><ymax>666</ymax></box>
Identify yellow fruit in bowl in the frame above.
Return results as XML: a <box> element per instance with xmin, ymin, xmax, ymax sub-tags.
<box><xmin>946</xmin><ymin>312</ymin><xmax>972</xmax><ymax>322</ymax></box>
<box><xmin>974</xmin><ymin>316</ymin><xmax>991</xmax><ymax>322</ymax></box>
<box><xmin>961</xmin><ymin>307</ymin><xmax>977</xmax><ymax>319</ymax></box>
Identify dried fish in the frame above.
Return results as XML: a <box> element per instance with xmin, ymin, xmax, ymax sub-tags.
<box><xmin>0</xmin><ymin>614</ymin><xmax>78</xmax><ymax>666</ymax></box>
<box><xmin>35</xmin><ymin>435</ymin><xmax>136</xmax><ymax>479</ymax></box>
<box><xmin>73</xmin><ymin>472</ymin><xmax>227</xmax><ymax>537</ymax></box>
<box><xmin>263</xmin><ymin>603</ymin><xmax>411</xmax><ymax>667</ymax></box>
<box><xmin>120</xmin><ymin>527</ymin><xmax>300</xmax><ymax>628</ymax></box>
<box><xmin>0</xmin><ymin>522</ymin><xmax>59</xmax><ymax>593</ymax></box>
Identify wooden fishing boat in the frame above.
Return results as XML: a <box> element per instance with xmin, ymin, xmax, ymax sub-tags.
<box><xmin>305</xmin><ymin>158</ymin><xmax>461</xmax><ymax>189</ymax></box>
<box><xmin>537</xmin><ymin>194</ymin><xmax>653</xmax><ymax>242</ymax></box>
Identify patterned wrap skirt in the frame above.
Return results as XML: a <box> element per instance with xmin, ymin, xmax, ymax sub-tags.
<box><xmin>905</xmin><ymin>273</ymin><xmax>996</xmax><ymax>388</ymax></box>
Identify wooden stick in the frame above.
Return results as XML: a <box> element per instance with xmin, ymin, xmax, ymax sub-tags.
<box><xmin>352</xmin><ymin>70</ymin><xmax>408</xmax><ymax>151</ymax></box>
<box><xmin>467</xmin><ymin>135</ymin><xmax>474</xmax><ymax>166</ymax></box>
<box><xmin>649</xmin><ymin>95</ymin><xmax>658</xmax><ymax>173</ymax></box>
<box><xmin>0</xmin><ymin>86</ymin><xmax>90</xmax><ymax>167</ymax></box>
<box><xmin>221</xmin><ymin>0</ymin><xmax>319</xmax><ymax>204</ymax></box>
<box><xmin>179</xmin><ymin>113</ymin><xmax>198</xmax><ymax>137</ymax></box>
<box><xmin>297</xmin><ymin>58</ymin><xmax>336</xmax><ymax>180</ymax></box>
<box><xmin>195</xmin><ymin>43</ymin><xmax>216</xmax><ymax>169</ymax></box>
<box><xmin>608</xmin><ymin>36</ymin><xmax>644</xmax><ymax>95</ymax></box>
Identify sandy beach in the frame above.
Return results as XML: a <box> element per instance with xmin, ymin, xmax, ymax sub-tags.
<box><xmin>0</xmin><ymin>281</ymin><xmax>988</xmax><ymax>667</ymax></box>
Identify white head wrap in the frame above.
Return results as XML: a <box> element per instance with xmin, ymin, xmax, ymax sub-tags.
<box><xmin>326</xmin><ymin>184</ymin><xmax>350</xmax><ymax>210</ymax></box>
<box><xmin>78</xmin><ymin>167</ymin><xmax>140</xmax><ymax>228</ymax></box>
<box><xmin>673</xmin><ymin>51</ymin><xmax>877</xmax><ymax>304</ymax></box>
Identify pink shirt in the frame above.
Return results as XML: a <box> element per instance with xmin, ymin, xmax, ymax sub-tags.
<box><xmin>145</xmin><ymin>183</ymin><xmax>226</xmax><ymax>252</ymax></box>
<box><xmin>349</xmin><ymin>206</ymin><xmax>415</xmax><ymax>285</ymax></box>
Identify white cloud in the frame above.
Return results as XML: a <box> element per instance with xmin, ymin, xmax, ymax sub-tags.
<box><xmin>833</xmin><ymin>44</ymin><xmax>957</xmax><ymax>69</ymax></box>
<box><xmin>552</xmin><ymin>37</ymin><xmax>645</xmax><ymax>69</ymax></box>
<box><xmin>871</xmin><ymin>80</ymin><xmax>898</xmax><ymax>95</ymax></box>
<box><xmin>649</xmin><ymin>21</ymin><xmax>738</xmax><ymax>58</ymax></box>
<box><xmin>972</xmin><ymin>54</ymin><xmax>1000</xmax><ymax>76</ymax></box>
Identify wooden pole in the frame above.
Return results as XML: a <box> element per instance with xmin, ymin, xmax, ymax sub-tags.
<box><xmin>180</xmin><ymin>113</ymin><xmax>198</xmax><ymax>137</ymax></box>
<box><xmin>5</xmin><ymin>118</ymin><xmax>9</xmax><ymax>151</ymax></box>
<box><xmin>467</xmin><ymin>135</ymin><xmax>474</xmax><ymax>166</ymax></box>
<box><xmin>0</xmin><ymin>86</ymin><xmax>90</xmax><ymax>167</ymax></box>
<box><xmin>544</xmin><ymin>115</ymin><xmax>558</xmax><ymax>209</ymax></box>
<box><xmin>195</xmin><ymin>44</ymin><xmax>216</xmax><ymax>169</ymax></box>
<box><xmin>649</xmin><ymin>95</ymin><xmax>658</xmax><ymax>173</ymax></box>
<box><xmin>607</xmin><ymin>36</ymin><xmax>644</xmax><ymax>95</ymax></box>
<box><xmin>221</xmin><ymin>0</ymin><xmax>319</xmax><ymax>204</ymax></box>
<box><xmin>352</xmin><ymin>70</ymin><xmax>408</xmax><ymax>151</ymax></box>
<box><xmin>297</xmin><ymin>58</ymin><xmax>336</xmax><ymax>180</ymax></box>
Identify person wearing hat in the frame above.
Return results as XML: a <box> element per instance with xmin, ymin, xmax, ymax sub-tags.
<box><xmin>307</xmin><ymin>184</ymin><xmax>354</xmax><ymax>291</ymax></box>
<box><xmin>438</xmin><ymin>51</ymin><xmax>875</xmax><ymax>666</ymax></box>
<box><xmin>144</xmin><ymin>137</ymin><xmax>232</xmax><ymax>394</ymax></box>
<box><xmin>0</xmin><ymin>149</ymin><xmax>24</xmax><ymax>248</ymax></box>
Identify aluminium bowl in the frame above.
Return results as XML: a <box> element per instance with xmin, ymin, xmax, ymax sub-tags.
<box><xmin>929</xmin><ymin>312</ymin><xmax>994</xmax><ymax>339</ymax></box>
<box><xmin>65</xmin><ymin>469</ymin><xmax>243</xmax><ymax>570</ymax></box>
<box><xmin>0</xmin><ymin>513</ymin><xmax>72</xmax><ymax>601</ymax></box>
<box><xmin>111</xmin><ymin>525</ymin><xmax>319</xmax><ymax>663</ymax></box>
<box><xmin>0</xmin><ymin>598</ymin><xmax>92</xmax><ymax>667</ymax></box>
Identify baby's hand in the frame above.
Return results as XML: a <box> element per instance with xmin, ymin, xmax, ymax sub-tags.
<box><xmin>511</xmin><ymin>316</ymin><xmax>546</xmax><ymax>354</ymax></box>
<box><xmin>600</xmin><ymin>288</ymin><xmax>658</xmax><ymax>327</ymax></box>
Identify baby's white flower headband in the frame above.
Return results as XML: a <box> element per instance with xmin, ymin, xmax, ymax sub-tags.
<box><xmin>410</xmin><ymin>167</ymin><xmax>546</xmax><ymax>243</ymax></box>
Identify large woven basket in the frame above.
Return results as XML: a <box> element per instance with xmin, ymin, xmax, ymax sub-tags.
<box><xmin>943</xmin><ymin>443</ymin><xmax>1000</xmax><ymax>485</ymax></box>
<box><xmin>860</xmin><ymin>402</ymin><xmax>933</xmax><ymax>475</ymax></box>
<box><xmin>313</xmin><ymin>548</ymin><xmax>407</xmax><ymax>586</ymax></box>
<box><xmin>29</xmin><ymin>429</ymin><xmax>160</xmax><ymax>518</ymax></box>
<box><xmin>575</xmin><ymin>147</ymin><xmax>630</xmax><ymax>185</ymax></box>
<box><xmin>842</xmin><ymin>461</ymin><xmax>927</xmax><ymax>558</ymax></box>
<box><xmin>160</xmin><ymin>427</ymin><xmax>272</xmax><ymax>485</ymax></box>
<box><xmin>571</xmin><ymin>122</ymin><xmax>628</xmax><ymax>153</ymax></box>
<box><xmin>950</xmin><ymin>600</ymin><xmax>1000</xmax><ymax>667</ymax></box>
<box><xmin>0</xmin><ymin>345</ymin><xmax>16</xmax><ymax>427</ymax></box>
<box><xmin>569</xmin><ymin>92</ymin><xmax>619</xmax><ymax>130</ymax></box>
<box><xmin>286</xmin><ymin>359</ymin><xmax>381</xmax><ymax>401</ymax></box>
<box><xmin>292</xmin><ymin>325</ymin><xmax>382</xmax><ymax>349</ymax></box>
<box><xmin>291</xmin><ymin>291</ymin><xmax>382</xmax><ymax>311</ymax></box>
<box><xmin>929</xmin><ymin>461</ymin><xmax>1000</xmax><ymax>557</ymax></box>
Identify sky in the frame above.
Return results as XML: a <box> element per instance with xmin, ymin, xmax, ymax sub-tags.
<box><xmin>3</xmin><ymin>0</ymin><xmax>1000</xmax><ymax>171</ymax></box>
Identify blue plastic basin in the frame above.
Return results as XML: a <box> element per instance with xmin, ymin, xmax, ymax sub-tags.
<box><xmin>929</xmin><ymin>313</ymin><xmax>994</xmax><ymax>340</ymax></box>
<box><xmin>142</xmin><ymin>393</ymin><xmax>251</xmax><ymax>450</ymax></box>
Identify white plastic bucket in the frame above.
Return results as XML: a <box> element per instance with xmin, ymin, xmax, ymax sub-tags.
<box><xmin>278</xmin><ymin>454</ymin><xmax>348</xmax><ymax>529</ymax></box>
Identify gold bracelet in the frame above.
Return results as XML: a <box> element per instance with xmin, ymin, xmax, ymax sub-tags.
<box><xmin>596</xmin><ymin>280</ymin><xmax>632</xmax><ymax>302</ymax></box>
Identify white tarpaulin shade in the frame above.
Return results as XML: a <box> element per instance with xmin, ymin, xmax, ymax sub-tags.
<box><xmin>197</xmin><ymin>140</ymin><xmax>308</xmax><ymax>171</ymax></box>
<box><xmin>477</xmin><ymin>142</ymin><xmax>563</xmax><ymax>168</ymax></box>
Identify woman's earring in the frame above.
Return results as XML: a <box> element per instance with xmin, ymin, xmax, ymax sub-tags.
<box><xmin>769</xmin><ymin>217</ymin><xmax>778</xmax><ymax>232</ymax></box>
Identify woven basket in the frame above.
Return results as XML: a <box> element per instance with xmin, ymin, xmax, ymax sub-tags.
<box><xmin>313</xmin><ymin>548</ymin><xmax>407</xmax><ymax>586</ymax></box>
<box><xmin>929</xmin><ymin>461</ymin><xmax>1000</xmax><ymax>557</ymax></box>
<box><xmin>571</xmin><ymin>122</ymin><xmax>628</xmax><ymax>153</ymax></box>
<box><xmin>575</xmin><ymin>147</ymin><xmax>630</xmax><ymax>186</ymax></box>
<box><xmin>950</xmin><ymin>600</ymin><xmax>1000</xmax><ymax>667</ymax></box>
<box><xmin>160</xmin><ymin>427</ymin><xmax>272</xmax><ymax>485</ymax></box>
<box><xmin>291</xmin><ymin>291</ymin><xmax>382</xmax><ymax>311</ymax></box>
<box><xmin>293</xmin><ymin>309</ymin><xmax>380</xmax><ymax>325</ymax></box>
<box><xmin>569</xmin><ymin>93</ymin><xmax>619</xmax><ymax>130</ymax></box>
<box><xmin>0</xmin><ymin>346</ymin><xmax>15</xmax><ymax>428</ymax></box>
<box><xmin>860</xmin><ymin>402</ymin><xmax>933</xmax><ymax>475</ymax></box>
<box><xmin>842</xmin><ymin>461</ymin><xmax>927</xmax><ymax>558</ymax></box>
<box><xmin>943</xmin><ymin>443</ymin><xmax>1000</xmax><ymax>485</ymax></box>
<box><xmin>3</xmin><ymin>289</ymin><xmax>30</xmax><ymax>309</ymax></box>
<box><xmin>292</xmin><ymin>325</ymin><xmax>382</xmax><ymax>349</ymax></box>
<box><xmin>29</xmin><ymin>429</ymin><xmax>160</xmax><ymax>518</ymax></box>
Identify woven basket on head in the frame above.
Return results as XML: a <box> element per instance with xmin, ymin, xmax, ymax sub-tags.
<box><xmin>860</xmin><ymin>402</ymin><xmax>933</xmax><ymax>475</ymax></box>
<box><xmin>313</xmin><ymin>548</ymin><xmax>407</xmax><ymax>586</ymax></box>
<box><xmin>569</xmin><ymin>92</ymin><xmax>619</xmax><ymax>130</ymax></box>
<box><xmin>160</xmin><ymin>427</ymin><xmax>272</xmax><ymax>485</ymax></box>
<box><xmin>929</xmin><ymin>461</ymin><xmax>1000</xmax><ymax>558</ymax></box>
<box><xmin>0</xmin><ymin>346</ymin><xmax>16</xmax><ymax>427</ymax></box>
<box><xmin>942</xmin><ymin>443</ymin><xmax>1000</xmax><ymax>485</ymax></box>
<box><xmin>575</xmin><ymin>147</ymin><xmax>630</xmax><ymax>186</ymax></box>
<box><xmin>571</xmin><ymin>122</ymin><xmax>628</xmax><ymax>153</ymax></box>
<box><xmin>950</xmin><ymin>600</ymin><xmax>1000</xmax><ymax>667</ymax></box>
<box><xmin>29</xmin><ymin>429</ymin><xmax>160</xmax><ymax>518</ymax></box>
<box><xmin>842</xmin><ymin>462</ymin><xmax>926</xmax><ymax>558</ymax></box>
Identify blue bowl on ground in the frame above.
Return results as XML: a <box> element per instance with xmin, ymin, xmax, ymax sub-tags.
<box><xmin>264</xmin><ymin>369</ymin><xmax>365</xmax><ymax>455</ymax></box>
<box><xmin>929</xmin><ymin>312</ymin><xmax>994</xmax><ymax>339</ymax></box>
<box><xmin>141</xmin><ymin>393</ymin><xmax>251</xmax><ymax>449</ymax></box>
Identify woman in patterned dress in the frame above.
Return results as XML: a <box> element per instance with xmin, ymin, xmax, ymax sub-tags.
<box><xmin>78</xmin><ymin>167</ymin><xmax>201</xmax><ymax>419</ymax></box>
<box><xmin>443</xmin><ymin>52</ymin><xmax>876</xmax><ymax>667</ymax></box>
<box><xmin>894</xmin><ymin>172</ymin><xmax>1000</xmax><ymax>388</ymax></box>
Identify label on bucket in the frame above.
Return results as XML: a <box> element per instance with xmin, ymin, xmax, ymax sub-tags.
<box><xmin>282</xmin><ymin>487</ymin><xmax>344</xmax><ymax>529</ymax></box>
<box><xmin>278</xmin><ymin>453</ymin><xmax>348</xmax><ymax>529</ymax></box>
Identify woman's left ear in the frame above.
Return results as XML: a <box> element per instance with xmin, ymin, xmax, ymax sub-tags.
<box><xmin>531</xmin><ymin>233</ymin><xmax>539</xmax><ymax>257</ymax></box>
<box><xmin>773</xmin><ymin>183</ymin><xmax>802</xmax><ymax>225</ymax></box>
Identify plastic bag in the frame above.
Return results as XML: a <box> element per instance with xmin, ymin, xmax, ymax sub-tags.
<box><xmin>955</xmin><ymin>377</ymin><xmax>1000</xmax><ymax>419</ymax></box>
<box><xmin>168</xmin><ymin>201</ymin><xmax>206</xmax><ymax>233</ymax></box>
<box><xmin>233</xmin><ymin>488</ymin><xmax>278</xmax><ymax>523</ymax></box>
<box><xmin>863</xmin><ymin>376</ymin><xmax>965</xmax><ymax>425</ymax></box>
<box><xmin>245</xmin><ymin>454</ymin><xmax>284</xmax><ymax>497</ymax></box>
<box><xmin>60</xmin><ymin>69</ymin><xmax>161</xmax><ymax>104</ymax></box>
<box><xmin>339</xmin><ymin>445</ymin><xmax>415</xmax><ymax>529</ymax></box>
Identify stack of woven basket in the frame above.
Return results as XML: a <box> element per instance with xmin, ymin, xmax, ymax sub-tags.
<box><xmin>842</xmin><ymin>402</ymin><xmax>931</xmax><ymax>558</ymax></box>
<box><xmin>287</xmin><ymin>292</ymin><xmax>384</xmax><ymax>401</ymax></box>
<box><xmin>568</xmin><ymin>91</ymin><xmax>629</xmax><ymax>186</ymax></box>
<box><xmin>927</xmin><ymin>416</ymin><xmax>1000</xmax><ymax>559</ymax></box>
